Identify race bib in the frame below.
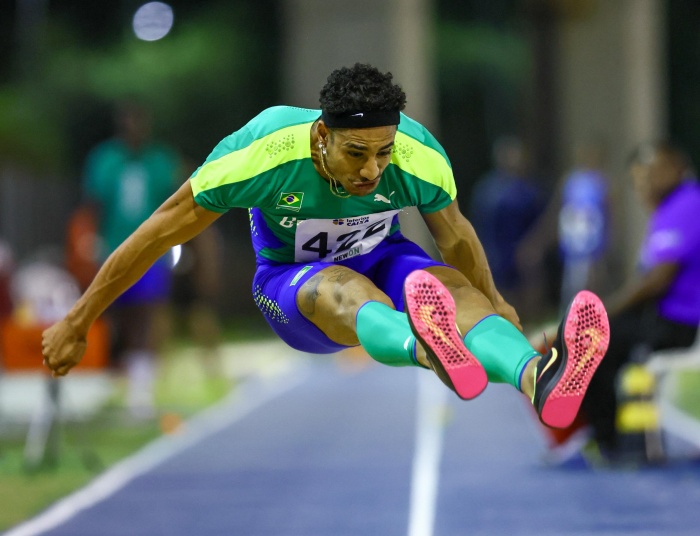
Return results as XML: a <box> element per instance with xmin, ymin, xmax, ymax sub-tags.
<box><xmin>294</xmin><ymin>210</ymin><xmax>399</xmax><ymax>262</ymax></box>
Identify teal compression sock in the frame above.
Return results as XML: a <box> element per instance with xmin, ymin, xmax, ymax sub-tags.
<box><xmin>356</xmin><ymin>301</ymin><xmax>421</xmax><ymax>367</ymax></box>
<box><xmin>463</xmin><ymin>315</ymin><xmax>540</xmax><ymax>390</ymax></box>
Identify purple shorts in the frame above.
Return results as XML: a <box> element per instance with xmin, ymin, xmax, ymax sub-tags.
<box><xmin>252</xmin><ymin>232</ymin><xmax>447</xmax><ymax>354</ymax></box>
<box><xmin>115</xmin><ymin>256</ymin><xmax>172</xmax><ymax>306</ymax></box>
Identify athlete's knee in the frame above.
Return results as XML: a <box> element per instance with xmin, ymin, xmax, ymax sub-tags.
<box><xmin>425</xmin><ymin>266</ymin><xmax>473</xmax><ymax>294</ymax></box>
<box><xmin>296</xmin><ymin>265</ymin><xmax>391</xmax><ymax>320</ymax></box>
<box><xmin>331</xmin><ymin>282</ymin><xmax>393</xmax><ymax>318</ymax></box>
<box><xmin>424</xmin><ymin>266</ymin><xmax>494</xmax><ymax>313</ymax></box>
<box><xmin>331</xmin><ymin>268</ymin><xmax>391</xmax><ymax>308</ymax></box>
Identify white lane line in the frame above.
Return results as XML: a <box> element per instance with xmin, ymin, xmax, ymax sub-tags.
<box><xmin>407</xmin><ymin>371</ymin><xmax>449</xmax><ymax>536</ymax></box>
<box><xmin>4</xmin><ymin>368</ymin><xmax>310</xmax><ymax>536</ymax></box>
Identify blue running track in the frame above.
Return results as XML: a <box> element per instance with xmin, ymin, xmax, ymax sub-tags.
<box><xmin>6</xmin><ymin>354</ymin><xmax>700</xmax><ymax>536</ymax></box>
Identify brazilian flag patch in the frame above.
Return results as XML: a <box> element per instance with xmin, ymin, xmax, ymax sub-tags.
<box><xmin>276</xmin><ymin>192</ymin><xmax>304</xmax><ymax>212</ymax></box>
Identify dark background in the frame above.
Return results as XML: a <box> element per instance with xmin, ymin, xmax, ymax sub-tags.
<box><xmin>1</xmin><ymin>0</ymin><xmax>698</xmax><ymax>321</ymax></box>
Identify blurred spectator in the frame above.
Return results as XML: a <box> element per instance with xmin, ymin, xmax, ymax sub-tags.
<box><xmin>582</xmin><ymin>140</ymin><xmax>700</xmax><ymax>457</ymax></box>
<box><xmin>519</xmin><ymin>139</ymin><xmax>617</xmax><ymax>315</ymax></box>
<box><xmin>557</xmin><ymin>141</ymin><xmax>615</xmax><ymax>308</ymax></box>
<box><xmin>10</xmin><ymin>260</ymin><xmax>80</xmax><ymax>327</ymax></box>
<box><xmin>65</xmin><ymin>204</ymin><xmax>100</xmax><ymax>292</ymax></box>
<box><xmin>170</xmin><ymin>224</ymin><xmax>225</xmax><ymax>372</ymax></box>
<box><xmin>469</xmin><ymin>136</ymin><xmax>545</xmax><ymax>317</ymax></box>
<box><xmin>82</xmin><ymin>98</ymin><xmax>181</xmax><ymax>417</ymax></box>
<box><xmin>169</xmin><ymin>157</ymin><xmax>225</xmax><ymax>373</ymax></box>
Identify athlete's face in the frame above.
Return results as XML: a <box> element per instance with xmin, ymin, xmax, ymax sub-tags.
<box><xmin>321</xmin><ymin>125</ymin><xmax>397</xmax><ymax>196</ymax></box>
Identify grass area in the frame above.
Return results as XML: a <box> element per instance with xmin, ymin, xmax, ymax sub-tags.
<box><xmin>0</xmin><ymin>417</ymin><xmax>163</xmax><ymax>531</ymax></box>
<box><xmin>0</xmin><ymin>330</ymin><xmax>250</xmax><ymax>533</ymax></box>
<box><xmin>675</xmin><ymin>370</ymin><xmax>700</xmax><ymax>420</ymax></box>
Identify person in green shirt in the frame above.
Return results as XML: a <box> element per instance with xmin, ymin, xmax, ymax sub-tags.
<box><xmin>82</xmin><ymin>99</ymin><xmax>180</xmax><ymax>417</ymax></box>
<box><xmin>44</xmin><ymin>63</ymin><xmax>609</xmax><ymax>430</ymax></box>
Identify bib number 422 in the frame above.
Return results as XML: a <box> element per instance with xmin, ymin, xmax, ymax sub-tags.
<box><xmin>301</xmin><ymin>219</ymin><xmax>388</xmax><ymax>259</ymax></box>
<box><xmin>293</xmin><ymin>210</ymin><xmax>399</xmax><ymax>263</ymax></box>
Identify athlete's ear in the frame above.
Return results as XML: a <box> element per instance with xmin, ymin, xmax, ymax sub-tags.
<box><xmin>317</xmin><ymin>121</ymin><xmax>329</xmax><ymax>145</ymax></box>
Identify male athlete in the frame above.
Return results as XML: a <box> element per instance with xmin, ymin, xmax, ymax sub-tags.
<box><xmin>42</xmin><ymin>63</ymin><xmax>609</xmax><ymax>429</ymax></box>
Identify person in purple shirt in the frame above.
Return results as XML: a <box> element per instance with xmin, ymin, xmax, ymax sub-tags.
<box><xmin>582</xmin><ymin>140</ymin><xmax>700</xmax><ymax>456</ymax></box>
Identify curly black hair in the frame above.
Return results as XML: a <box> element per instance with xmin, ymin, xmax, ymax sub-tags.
<box><xmin>319</xmin><ymin>63</ymin><xmax>407</xmax><ymax>114</ymax></box>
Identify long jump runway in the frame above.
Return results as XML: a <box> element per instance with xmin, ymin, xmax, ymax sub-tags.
<box><xmin>7</xmin><ymin>352</ymin><xmax>700</xmax><ymax>536</ymax></box>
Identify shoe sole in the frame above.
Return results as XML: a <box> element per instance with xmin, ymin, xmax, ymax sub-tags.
<box><xmin>403</xmin><ymin>270</ymin><xmax>487</xmax><ymax>400</ymax></box>
<box><xmin>538</xmin><ymin>290</ymin><xmax>610</xmax><ymax>429</ymax></box>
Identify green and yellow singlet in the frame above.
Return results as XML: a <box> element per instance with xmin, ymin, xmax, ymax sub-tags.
<box><xmin>189</xmin><ymin>106</ymin><xmax>456</xmax><ymax>264</ymax></box>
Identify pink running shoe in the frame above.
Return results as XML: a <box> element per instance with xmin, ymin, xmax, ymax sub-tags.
<box><xmin>403</xmin><ymin>270</ymin><xmax>487</xmax><ymax>400</ymax></box>
<box><xmin>533</xmin><ymin>290</ymin><xmax>610</xmax><ymax>429</ymax></box>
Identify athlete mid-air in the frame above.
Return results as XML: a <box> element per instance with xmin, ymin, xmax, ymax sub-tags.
<box><xmin>42</xmin><ymin>63</ymin><xmax>609</xmax><ymax>429</ymax></box>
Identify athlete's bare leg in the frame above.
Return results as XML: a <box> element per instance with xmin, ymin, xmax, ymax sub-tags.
<box><xmin>296</xmin><ymin>264</ymin><xmax>432</xmax><ymax>368</ymax></box>
<box><xmin>298</xmin><ymin>264</ymin><xmax>538</xmax><ymax>400</ymax></box>
<box><xmin>423</xmin><ymin>265</ymin><xmax>539</xmax><ymax>398</ymax></box>
<box><xmin>296</xmin><ymin>263</ymin><xmax>540</xmax><ymax>389</ymax></box>
<box><xmin>423</xmin><ymin>265</ymin><xmax>496</xmax><ymax>331</ymax></box>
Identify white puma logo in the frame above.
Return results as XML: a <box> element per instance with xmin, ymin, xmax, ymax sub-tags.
<box><xmin>351</xmin><ymin>112</ymin><xmax>364</xmax><ymax>117</ymax></box>
<box><xmin>374</xmin><ymin>191</ymin><xmax>395</xmax><ymax>204</ymax></box>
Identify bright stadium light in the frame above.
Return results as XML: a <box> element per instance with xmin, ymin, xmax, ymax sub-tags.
<box><xmin>132</xmin><ymin>2</ymin><xmax>174</xmax><ymax>41</ymax></box>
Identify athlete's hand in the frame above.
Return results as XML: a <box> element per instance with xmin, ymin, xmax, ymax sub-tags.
<box><xmin>42</xmin><ymin>319</ymin><xmax>88</xmax><ymax>377</ymax></box>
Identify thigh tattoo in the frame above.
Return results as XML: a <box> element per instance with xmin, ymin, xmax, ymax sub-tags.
<box><xmin>325</xmin><ymin>266</ymin><xmax>349</xmax><ymax>283</ymax></box>
<box><xmin>297</xmin><ymin>266</ymin><xmax>350</xmax><ymax>317</ymax></box>
<box><xmin>298</xmin><ymin>273</ymin><xmax>323</xmax><ymax>317</ymax></box>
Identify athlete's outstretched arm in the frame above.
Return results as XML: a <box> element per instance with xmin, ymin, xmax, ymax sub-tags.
<box><xmin>422</xmin><ymin>199</ymin><xmax>521</xmax><ymax>329</ymax></box>
<box><xmin>42</xmin><ymin>180</ymin><xmax>222</xmax><ymax>376</ymax></box>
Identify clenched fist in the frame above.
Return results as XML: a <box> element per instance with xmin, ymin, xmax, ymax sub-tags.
<box><xmin>41</xmin><ymin>319</ymin><xmax>88</xmax><ymax>377</ymax></box>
